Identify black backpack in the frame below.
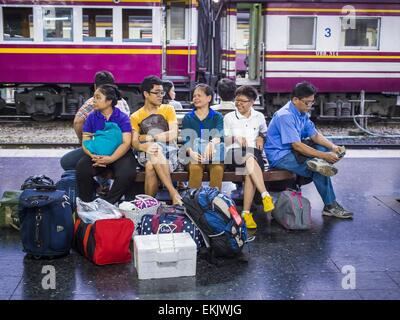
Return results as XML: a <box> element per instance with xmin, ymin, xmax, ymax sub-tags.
<box><xmin>139</xmin><ymin>113</ymin><xmax>169</xmax><ymax>135</ymax></box>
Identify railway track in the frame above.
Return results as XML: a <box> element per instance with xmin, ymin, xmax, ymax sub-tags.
<box><xmin>0</xmin><ymin>142</ymin><xmax>399</xmax><ymax>149</ymax></box>
<box><xmin>0</xmin><ymin>143</ymin><xmax>80</xmax><ymax>149</ymax></box>
<box><xmin>0</xmin><ymin>115</ymin><xmax>33</xmax><ymax>123</ymax></box>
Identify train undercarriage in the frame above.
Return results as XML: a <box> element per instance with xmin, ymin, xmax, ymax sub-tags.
<box><xmin>1</xmin><ymin>83</ymin><xmax>399</xmax><ymax>122</ymax></box>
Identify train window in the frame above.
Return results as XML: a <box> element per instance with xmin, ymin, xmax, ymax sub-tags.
<box><xmin>43</xmin><ymin>8</ymin><xmax>73</xmax><ymax>41</ymax></box>
<box><xmin>237</xmin><ymin>9</ymin><xmax>250</xmax><ymax>51</ymax></box>
<box><xmin>168</xmin><ymin>1</ymin><xmax>186</xmax><ymax>41</ymax></box>
<box><xmin>3</xmin><ymin>7</ymin><xmax>33</xmax><ymax>41</ymax></box>
<box><xmin>288</xmin><ymin>17</ymin><xmax>316</xmax><ymax>49</ymax></box>
<box><xmin>83</xmin><ymin>9</ymin><xmax>113</xmax><ymax>42</ymax></box>
<box><xmin>122</xmin><ymin>9</ymin><xmax>152</xmax><ymax>42</ymax></box>
<box><xmin>341</xmin><ymin>18</ymin><xmax>380</xmax><ymax>49</ymax></box>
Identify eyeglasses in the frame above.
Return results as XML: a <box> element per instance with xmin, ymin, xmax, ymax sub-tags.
<box><xmin>149</xmin><ymin>91</ymin><xmax>166</xmax><ymax>97</ymax></box>
<box><xmin>300</xmin><ymin>99</ymin><xmax>315</xmax><ymax>106</ymax></box>
<box><xmin>235</xmin><ymin>99</ymin><xmax>251</xmax><ymax>104</ymax></box>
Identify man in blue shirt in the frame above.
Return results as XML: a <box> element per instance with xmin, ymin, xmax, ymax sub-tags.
<box><xmin>265</xmin><ymin>82</ymin><xmax>352</xmax><ymax>219</ymax></box>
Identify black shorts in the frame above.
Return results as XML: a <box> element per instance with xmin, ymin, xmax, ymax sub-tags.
<box><xmin>225</xmin><ymin>147</ymin><xmax>265</xmax><ymax>171</ymax></box>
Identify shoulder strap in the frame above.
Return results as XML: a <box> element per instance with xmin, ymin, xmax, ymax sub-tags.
<box><xmin>83</xmin><ymin>224</ymin><xmax>93</xmax><ymax>258</ymax></box>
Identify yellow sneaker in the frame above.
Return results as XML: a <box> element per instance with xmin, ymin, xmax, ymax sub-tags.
<box><xmin>242</xmin><ymin>212</ymin><xmax>257</xmax><ymax>229</ymax></box>
<box><xmin>262</xmin><ymin>195</ymin><xmax>275</xmax><ymax>212</ymax></box>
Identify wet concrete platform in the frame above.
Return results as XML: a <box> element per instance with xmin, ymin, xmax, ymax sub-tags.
<box><xmin>1</xmin><ymin>150</ymin><xmax>400</xmax><ymax>300</ymax></box>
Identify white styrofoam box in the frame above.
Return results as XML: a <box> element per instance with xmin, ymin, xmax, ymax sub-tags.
<box><xmin>133</xmin><ymin>232</ymin><xmax>197</xmax><ymax>280</ymax></box>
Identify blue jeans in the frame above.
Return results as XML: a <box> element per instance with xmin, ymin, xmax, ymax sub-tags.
<box><xmin>274</xmin><ymin>144</ymin><xmax>336</xmax><ymax>206</ymax></box>
<box><xmin>60</xmin><ymin>148</ymin><xmax>85</xmax><ymax>171</ymax></box>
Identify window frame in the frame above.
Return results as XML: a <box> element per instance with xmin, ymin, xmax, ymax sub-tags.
<box><xmin>42</xmin><ymin>6</ymin><xmax>74</xmax><ymax>42</ymax></box>
<box><xmin>2</xmin><ymin>6</ymin><xmax>34</xmax><ymax>42</ymax></box>
<box><xmin>166</xmin><ymin>1</ymin><xmax>188</xmax><ymax>44</ymax></box>
<box><xmin>236</xmin><ymin>8</ymin><xmax>250</xmax><ymax>51</ymax></box>
<box><xmin>339</xmin><ymin>16</ymin><xmax>380</xmax><ymax>50</ymax></box>
<box><xmin>122</xmin><ymin>8</ymin><xmax>153</xmax><ymax>43</ymax></box>
<box><xmin>82</xmin><ymin>7</ymin><xmax>114</xmax><ymax>42</ymax></box>
<box><xmin>287</xmin><ymin>16</ymin><xmax>317</xmax><ymax>50</ymax></box>
<box><xmin>0</xmin><ymin>5</ymin><xmax>160</xmax><ymax>46</ymax></box>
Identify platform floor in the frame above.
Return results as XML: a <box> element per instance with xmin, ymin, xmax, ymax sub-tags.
<box><xmin>1</xmin><ymin>150</ymin><xmax>400</xmax><ymax>300</ymax></box>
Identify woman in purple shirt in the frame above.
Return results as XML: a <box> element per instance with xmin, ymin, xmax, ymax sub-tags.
<box><xmin>76</xmin><ymin>84</ymin><xmax>138</xmax><ymax>204</ymax></box>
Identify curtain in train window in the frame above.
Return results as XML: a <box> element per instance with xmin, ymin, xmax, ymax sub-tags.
<box><xmin>122</xmin><ymin>9</ymin><xmax>152</xmax><ymax>42</ymax></box>
<box><xmin>288</xmin><ymin>17</ymin><xmax>316</xmax><ymax>49</ymax></box>
<box><xmin>83</xmin><ymin>9</ymin><xmax>113</xmax><ymax>42</ymax></box>
<box><xmin>168</xmin><ymin>1</ymin><xmax>186</xmax><ymax>41</ymax></box>
<box><xmin>3</xmin><ymin>7</ymin><xmax>33</xmax><ymax>40</ymax></box>
<box><xmin>43</xmin><ymin>8</ymin><xmax>73</xmax><ymax>41</ymax></box>
<box><xmin>341</xmin><ymin>18</ymin><xmax>379</xmax><ymax>48</ymax></box>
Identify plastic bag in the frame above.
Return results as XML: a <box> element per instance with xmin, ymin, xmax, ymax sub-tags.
<box><xmin>119</xmin><ymin>195</ymin><xmax>160</xmax><ymax>235</ymax></box>
<box><xmin>76</xmin><ymin>197</ymin><xmax>123</xmax><ymax>224</ymax></box>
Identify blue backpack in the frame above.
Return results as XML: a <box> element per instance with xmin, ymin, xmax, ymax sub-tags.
<box><xmin>182</xmin><ymin>187</ymin><xmax>248</xmax><ymax>259</ymax></box>
<box><xmin>55</xmin><ymin>170</ymin><xmax>78</xmax><ymax>210</ymax></box>
<box><xmin>19</xmin><ymin>187</ymin><xmax>74</xmax><ymax>258</ymax></box>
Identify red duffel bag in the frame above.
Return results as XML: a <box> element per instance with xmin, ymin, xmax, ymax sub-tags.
<box><xmin>73</xmin><ymin>218</ymin><xmax>134</xmax><ymax>265</ymax></box>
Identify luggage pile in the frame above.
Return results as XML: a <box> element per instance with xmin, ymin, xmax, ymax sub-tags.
<box><xmin>12</xmin><ymin>174</ymin><xmax>257</xmax><ymax>279</ymax></box>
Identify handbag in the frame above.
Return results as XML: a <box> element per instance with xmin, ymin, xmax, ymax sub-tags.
<box><xmin>138</xmin><ymin>204</ymin><xmax>205</xmax><ymax>249</ymax></box>
<box><xmin>271</xmin><ymin>189</ymin><xmax>312</xmax><ymax>230</ymax></box>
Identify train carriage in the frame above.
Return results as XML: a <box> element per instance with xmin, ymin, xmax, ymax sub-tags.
<box><xmin>0</xmin><ymin>0</ymin><xmax>198</xmax><ymax>119</ymax></box>
<box><xmin>220</xmin><ymin>0</ymin><xmax>400</xmax><ymax>119</ymax></box>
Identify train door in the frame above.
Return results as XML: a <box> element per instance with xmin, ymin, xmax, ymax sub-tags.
<box><xmin>163</xmin><ymin>0</ymin><xmax>196</xmax><ymax>80</ymax></box>
<box><xmin>235</xmin><ymin>3</ymin><xmax>262</xmax><ymax>85</ymax></box>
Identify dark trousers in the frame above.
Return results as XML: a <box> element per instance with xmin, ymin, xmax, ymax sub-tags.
<box><xmin>275</xmin><ymin>143</ymin><xmax>336</xmax><ymax>205</ymax></box>
<box><xmin>76</xmin><ymin>151</ymin><xmax>138</xmax><ymax>204</ymax></box>
<box><xmin>60</xmin><ymin>147</ymin><xmax>85</xmax><ymax>170</ymax></box>
<box><xmin>293</xmin><ymin>139</ymin><xmax>315</xmax><ymax>164</ymax></box>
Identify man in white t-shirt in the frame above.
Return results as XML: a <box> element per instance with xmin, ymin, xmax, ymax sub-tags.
<box><xmin>224</xmin><ymin>85</ymin><xmax>274</xmax><ymax>229</ymax></box>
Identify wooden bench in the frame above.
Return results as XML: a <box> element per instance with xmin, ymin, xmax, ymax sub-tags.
<box><xmin>134</xmin><ymin>168</ymin><xmax>296</xmax><ymax>183</ymax></box>
<box><xmin>103</xmin><ymin>167</ymin><xmax>301</xmax><ymax>203</ymax></box>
